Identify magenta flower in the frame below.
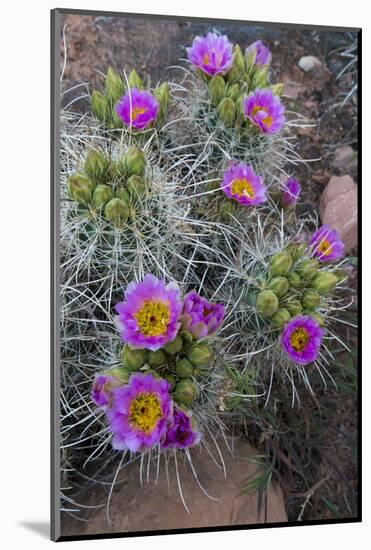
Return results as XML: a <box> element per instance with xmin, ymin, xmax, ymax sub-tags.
<box><xmin>161</xmin><ymin>407</ymin><xmax>201</xmax><ymax>450</ymax></box>
<box><xmin>106</xmin><ymin>373</ymin><xmax>173</xmax><ymax>452</ymax></box>
<box><xmin>245</xmin><ymin>40</ymin><xmax>272</xmax><ymax>66</ymax></box>
<box><xmin>221</xmin><ymin>162</ymin><xmax>267</xmax><ymax>206</ymax></box>
<box><xmin>115</xmin><ymin>88</ymin><xmax>159</xmax><ymax>130</ymax></box>
<box><xmin>115</xmin><ymin>274</ymin><xmax>183</xmax><ymax>351</ymax></box>
<box><xmin>309</xmin><ymin>224</ymin><xmax>345</xmax><ymax>262</ymax></box>
<box><xmin>281</xmin><ymin>177</ymin><xmax>301</xmax><ymax>206</ymax></box>
<box><xmin>243</xmin><ymin>89</ymin><xmax>285</xmax><ymax>134</ymax></box>
<box><xmin>182</xmin><ymin>291</ymin><xmax>225</xmax><ymax>339</ymax></box>
<box><xmin>281</xmin><ymin>315</ymin><xmax>323</xmax><ymax>365</ymax></box>
<box><xmin>187</xmin><ymin>32</ymin><xmax>234</xmax><ymax>76</ymax></box>
<box><xmin>91</xmin><ymin>375</ymin><xmax>115</xmax><ymax>408</ymax></box>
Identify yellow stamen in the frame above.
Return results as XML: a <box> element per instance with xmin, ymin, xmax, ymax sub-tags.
<box><xmin>252</xmin><ymin>105</ymin><xmax>273</xmax><ymax>127</ymax></box>
<box><xmin>231</xmin><ymin>178</ymin><xmax>255</xmax><ymax>199</ymax></box>
<box><xmin>317</xmin><ymin>239</ymin><xmax>331</xmax><ymax>256</ymax></box>
<box><xmin>129</xmin><ymin>392</ymin><xmax>162</xmax><ymax>433</ymax></box>
<box><xmin>203</xmin><ymin>53</ymin><xmax>210</xmax><ymax>65</ymax></box>
<box><xmin>131</xmin><ymin>106</ymin><xmax>147</xmax><ymax>121</ymax></box>
<box><xmin>290</xmin><ymin>327</ymin><xmax>309</xmax><ymax>352</ymax></box>
<box><xmin>134</xmin><ymin>300</ymin><xmax>170</xmax><ymax>336</ymax></box>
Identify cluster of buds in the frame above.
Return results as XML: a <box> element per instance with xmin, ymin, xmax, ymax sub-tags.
<box><xmin>67</xmin><ymin>146</ymin><xmax>148</xmax><ymax>228</ymax></box>
<box><xmin>91</xmin><ymin>66</ymin><xmax>169</xmax><ymax>131</ymax></box>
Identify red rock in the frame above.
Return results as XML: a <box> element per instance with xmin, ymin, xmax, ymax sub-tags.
<box><xmin>319</xmin><ymin>175</ymin><xmax>358</xmax><ymax>252</ymax></box>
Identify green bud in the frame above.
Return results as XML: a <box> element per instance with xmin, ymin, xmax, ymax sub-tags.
<box><xmin>225</xmin><ymin>83</ymin><xmax>240</xmax><ymax>101</ymax></box>
<box><xmin>287</xmin><ymin>271</ymin><xmax>301</xmax><ymax>288</ymax></box>
<box><xmin>176</xmin><ymin>358</ymin><xmax>194</xmax><ymax>378</ymax></box>
<box><xmin>302</xmin><ymin>291</ymin><xmax>321</xmax><ymax>310</ymax></box>
<box><xmin>186</xmin><ymin>343</ymin><xmax>213</xmax><ymax>367</ymax></box>
<box><xmin>269</xmin><ymin>251</ymin><xmax>293</xmax><ymax>276</ymax></box>
<box><xmin>163</xmin><ymin>374</ymin><xmax>176</xmax><ymax>391</ymax></box>
<box><xmin>268</xmin><ymin>276</ymin><xmax>289</xmax><ymax>297</ymax></box>
<box><xmin>296</xmin><ymin>259</ymin><xmax>319</xmax><ymax>281</ymax></box>
<box><xmin>163</xmin><ymin>334</ymin><xmax>183</xmax><ymax>355</ymax></box>
<box><xmin>120</xmin><ymin>345</ymin><xmax>146</xmax><ymax>371</ymax></box>
<box><xmin>68</xmin><ymin>174</ymin><xmax>95</xmax><ymax>205</ymax></box>
<box><xmin>217</xmin><ymin>97</ymin><xmax>236</xmax><ymax>126</ymax></box>
<box><xmin>124</xmin><ymin>146</ymin><xmax>146</xmax><ymax>176</ymax></box>
<box><xmin>105</xmin><ymin>67</ymin><xmax>124</xmax><ymax>102</ymax></box>
<box><xmin>92</xmin><ymin>184</ymin><xmax>113</xmax><ymax>210</ymax></box>
<box><xmin>252</xmin><ymin>65</ymin><xmax>269</xmax><ymax>88</ymax></box>
<box><xmin>208</xmin><ymin>75</ymin><xmax>225</xmax><ymax>106</ymax></box>
<box><xmin>271</xmin><ymin>83</ymin><xmax>285</xmax><ymax>96</ymax></box>
<box><xmin>84</xmin><ymin>150</ymin><xmax>109</xmax><ymax>183</ymax></box>
<box><xmin>115</xmin><ymin>187</ymin><xmax>130</xmax><ymax>202</ymax></box>
<box><xmin>104</xmin><ymin>198</ymin><xmax>129</xmax><ymax>227</ymax></box>
<box><xmin>220</xmin><ymin>200</ymin><xmax>236</xmax><ymax>221</ymax></box>
<box><xmin>287</xmin><ymin>300</ymin><xmax>303</xmax><ymax>316</ymax></box>
<box><xmin>91</xmin><ymin>90</ymin><xmax>110</xmax><ymax>121</ymax></box>
<box><xmin>245</xmin><ymin>48</ymin><xmax>257</xmax><ymax>73</ymax></box>
<box><xmin>235</xmin><ymin>95</ymin><xmax>245</xmax><ymax>120</ymax></box>
<box><xmin>227</xmin><ymin>44</ymin><xmax>245</xmax><ymax>82</ymax></box>
<box><xmin>128</xmin><ymin>68</ymin><xmax>143</xmax><ymax>89</ymax></box>
<box><xmin>153</xmin><ymin>81</ymin><xmax>170</xmax><ymax>119</ymax></box>
<box><xmin>109</xmin><ymin>367</ymin><xmax>130</xmax><ymax>383</ymax></box>
<box><xmin>271</xmin><ymin>308</ymin><xmax>291</xmax><ymax>328</ymax></box>
<box><xmin>286</xmin><ymin>242</ymin><xmax>307</xmax><ymax>262</ymax></box>
<box><xmin>179</xmin><ymin>330</ymin><xmax>193</xmax><ymax>344</ymax></box>
<box><xmin>307</xmin><ymin>312</ymin><xmax>325</xmax><ymax>327</ymax></box>
<box><xmin>147</xmin><ymin>349</ymin><xmax>166</xmax><ymax>367</ymax></box>
<box><xmin>174</xmin><ymin>379</ymin><xmax>198</xmax><ymax>405</ymax></box>
<box><xmin>256</xmin><ymin>289</ymin><xmax>279</xmax><ymax>318</ymax></box>
<box><xmin>310</xmin><ymin>272</ymin><xmax>338</xmax><ymax>295</ymax></box>
<box><xmin>333</xmin><ymin>268</ymin><xmax>349</xmax><ymax>283</ymax></box>
<box><xmin>127</xmin><ymin>175</ymin><xmax>147</xmax><ymax>199</ymax></box>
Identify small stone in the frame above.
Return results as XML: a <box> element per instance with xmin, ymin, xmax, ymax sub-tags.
<box><xmin>332</xmin><ymin>145</ymin><xmax>357</xmax><ymax>172</ymax></box>
<box><xmin>319</xmin><ymin>175</ymin><xmax>358</xmax><ymax>253</ymax></box>
<box><xmin>298</xmin><ymin>55</ymin><xmax>322</xmax><ymax>72</ymax></box>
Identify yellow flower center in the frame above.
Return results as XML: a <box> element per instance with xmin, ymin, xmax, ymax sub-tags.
<box><xmin>317</xmin><ymin>239</ymin><xmax>331</xmax><ymax>256</ymax></box>
<box><xmin>252</xmin><ymin>105</ymin><xmax>273</xmax><ymax>127</ymax></box>
<box><xmin>131</xmin><ymin>106</ymin><xmax>147</xmax><ymax>121</ymax></box>
<box><xmin>290</xmin><ymin>327</ymin><xmax>309</xmax><ymax>352</ymax></box>
<box><xmin>129</xmin><ymin>392</ymin><xmax>162</xmax><ymax>433</ymax></box>
<box><xmin>134</xmin><ymin>299</ymin><xmax>170</xmax><ymax>336</ymax></box>
<box><xmin>231</xmin><ymin>178</ymin><xmax>255</xmax><ymax>199</ymax></box>
<box><xmin>203</xmin><ymin>53</ymin><xmax>210</xmax><ymax>65</ymax></box>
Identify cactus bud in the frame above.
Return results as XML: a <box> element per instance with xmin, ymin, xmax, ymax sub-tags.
<box><xmin>296</xmin><ymin>259</ymin><xmax>319</xmax><ymax>281</ymax></box>
<box><xmin>91</xmin><ymin>90</ymin><xmax>110</xmax><ymax>121</ymax></box>
<box><xmin>127</xmin><ymin>175</ymin><xmax>147</xmax><ymax>199</ymax></box>
<box><xmin>147</xmin><ymin>349</ymin><xmax>166</xmax><ymax>367</ymax></box>
<box><xmin>179</xmin><ymin>330</ymin><xmax>193</xmax><ymax>344</ymax></box>
<box><xmin>268</xmin><ymin>276</ymin><xmax>289</xmax><ymax>297</ymax></box>
<box><xmin>271</xmin><ymin>308</ymin><xmax>291</xmax><ymax>328</ymax></box>
<box><xmin>92</xmin><ymin>184</ymin><xmax>113</xmax><ymax>210</ymax></box>
<box><xmin>256</xmin><ymin>289</ymin><xmax>279</xmax><ymax>318</ymax></box>
<box><xmin>115</xmin><ymin>187</ymin><xmax>130</xmax><ymax>202</ymax></box>
<box><xmin>310</xmin><ymin>272</ymin><xmax>338</xmax><ymax>295</ymax></box>
<box><xmin>333</xmin><ymin>268</ymin><xmax>349</xmax><ymax>283</ymax></box>
<box><xmin>186</xmin><ymin>343</ymin><xmax>213</xmax><ymax>367</ymax></box>
<box><xmin>252</xmin><ymin>65</ymin><xmax>269</xmax><ymax>88</ymax></box>
<box><xmin>302</xmin><ymin>291</ymin><xmax>321</xmax><ymax>310</ymax></box>
<box><xmin>269</xmin><ymin>251</ymin><xmax>293</xmax><ymax>276</ymax></box>
<box><xmin>271</xmin><ymin>83</ymin><xmax>285</xmax><ymax>96</ymax></box>
<box><xmin>220</xmin><ymin>200</ymin><xmax>236</xmax><ymax>221</ymax></box>
<box><xmin>68</xmin><ymin>174</ymin><xmax>95</xmax><ymax>205</ymax></box>
<box><xmin>120</xmin><ymin>345</ymin><xmax>146</xmax><ymax>371</ymax></box>
<box><xmin>153</xmin><ymin>81</ymin><xmax>170</xmax><ymax>118</ymax></box>
<box><xmin>104</xmin><ymin>198</ymin><xmax>129</xmax><ymax>227</ymax></box>
<box><xmin>128</xmin><ymin>68</ymin><xmax>143</xmax><ymax>89</ymax></box>
<box><xmin>163</xmin><ymin>334</ymin><xmax>183</xmax><ymax>355</ymax></box>
<box><xmin>109</xmin><ymin>367</ymin><xmax>130</xmax><ymax>383</ymax></box>
<box><xmin>84</xmin><ymin>150</ymin><xmax>109</xmax><ymax>183</ymax></box>
<box><xmin>176</xmin><ymin>358</ymin><xmax>194</xmax><ymax>378</ymax></box>
<box><xmin>235</xmin><ymin>95</ymin><xmax>245</xmax><ymax>120</ymax></box>
<box><xmin>217</xmin><ymin>97</ymin><xmax>236</xmax><ymax>126</ymax></box>
<box><xmin>124</xmin><ymin>146</ymin><xmax>146</xmax><ymax>176</ymax></box>
<box><xmin>245</xmin><ymin>48</ymin><xmax>257</xmax><ymax>73</ymax></box>
<box><xmin>208</xmin><ymin>75</ymin><xmax>225</xmax><ymax>106</ymax></box>
<box><xmin>287</xmin><ymin>242</ymin><xmax>307</xmax><ymax>262</ymax></box>
<box><xmin>105</xmin><ymin>67</ymin><xmax>124</xmax><ymax>102</ymax></box>
<box><xmin>307</xmin><ymin>312</ymin><xmax>325</xmax><ymax>327</ymax></box>
<box><xmin>287</xmin><ymin>300</ymin><xmax>303</xmax><ymax>316</ymax></box>
<box><xmin>225</xmin><ymin>83</ymin><xmax>240</xmax><ymax>101</ymax></box>
<box><xmin>164</xmin><ymin>374</ymin><xmax>176</xmax><ymax>391</ymax></box>
<box><xmin>287</xmin><ymin>272</ymin><xmax>301</xmax><ymax>288</ymax></box>
<box><xmin>227</xmin><ymin>44</ymin><xmax>245</xmax><ymax>82</ymax></box>
<box><xmin>174</xmin><ymin>379</ymin><xmax>198</xmax><ymax>405</ymax></box>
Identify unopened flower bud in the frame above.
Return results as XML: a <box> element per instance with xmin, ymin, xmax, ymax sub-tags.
<box><xmin>271</xmin><ymin>83</ymin><xmax>285</xmax><ymax>96</ymax></box>
<box><xmin>220</xmin><ymin>200</ymin><xmax>236</xmax><ymax>221</ymax></box>
<box><xmin>308</xmin><ymin>312</ymin><xmax>325</xmax><ymax>327</ymax></box>
<box><xmin>68</xmin><ymin>174</ymin><xmax>95</xmax><ymax>205</ymax></box>
<box><xmin>115</xmin><ymin>187</ymin><xmax>130</xmax><ymax>202</ymax></box>
<box><xmin>174</xmin><ymin>379</ymin><xmax>198</xmax><ymax>405</ymax></box>
<box><xmin>91</xmin><ymin>90</ymin><xmax>110</xmax><ymax>121</ymax></box>
<box><xmin>105</xmin><ymin>67</ymin><xmax>124</xmax><ymax>102</ymax></box>
<box><xmin>333</xmin><ymin>268</ymin><xmax>349</xmax><ymax>283</ymax></box>
<box><xmin>84</xmin><ymin>150</ymin><xmax>109</xmax><ymax>183</ymax></box>
<box><xmin>163</xmin><ymin>334</ymin><xmax>183</xmax><ymax>355</ymax></box>
<box><xmin>92</xmin><ymin>184</ymin><xmax>113</xmax><ymax>210</ymax></box>
<box><xmin>287</xmin><ymin>272</ymin><xmax>301</xmax><ymax>288</ymax></box>
<box><xmin>287</xmin><ymin>300</ymin><xmax>303</xmax><ymax>316</ymax></box>
<box><xmin>176</xmin><ymin>358</ymin><xmax>194</xmax><ymax>378</ymax></box>
<box><xmin>179</xmin><ymin>330</ymin><xmax>193</xmax><ymax>344</ymax></box>
<box><xmin>187</xmin><ymin>343</ymin><xmax>213</xmax><ymax>367</ymax></box>
<box><xmin>208</xmin><ymin>75</ymin><xmax>225</xmax><ymax>106</ymax></box>
<box><xmin>271</xmin><ymin>308</ymin><xmax>291</xmax><ymax>328</ymax></box>
<box><xmin>296</xmin><ymin>259</ymin><xmax>319</xmax><ymax>281</ymax></box>
<box><xmin>287</xmin><ymin>242</ymin><xmax>307</xmax><ymax>262</ymax></box>
<box><xmin>217</xmin><ymin>97</ymin><xmax>236</xmax><ymax>126</ymax></box>
<box><xmin>268</xmin><ymin>276</ymin><xmax>289</xmax><ymax>297</ymax></box>
<box><xmin>225</xmin><ymin>83</ymin><xmax>240</xmax><ymax>101</ymax></box>
<box><xmin>256</xmin><ymin>289</ymin><xmax>279</xmax><ymax>318</ymax></box>
<box><xmin>269</xmin><ymin>251</ymin><xmax>293</xmax><ymax>276</ymax></box>
<box><xmin>120</xmin><ymin>345</ymin><xmax>146</xmax><ymax>371</ymax></box>
<box><xmin>245</xmin><ymin>48</ymin><xmax>257</xmax><ymax>73</ymax></box>
<box><xmin>124</xmin><ymin>146</ymin><xmax>146</xmax><ymax>176</ymax></box>
<box><xmin>109</xmin><ymin>367</ymin><xmax>130</xmax><ymax>383</ymax></box>
<box><xmin>302</xmin><ymin>291</ymin><xmax>321</xmax><ymax>310</ymax></box>
<box><xmin>147</xmin><ymin>349</ymin><xmax>166</xmax><ymax>367</ymax></box>
<box><xmin>127</xmin><ymin>175</ymin><xmax>147</xmax><ymax>199</ymax></box>
<box><xmin>227</xmin><ymin>44</ymin><xmax>245</xmax><ymax>82</ymax></box>
<box><xmin>128</xmin><ymin>68</ymin><xmax>143</xmax><ymax>89</ymax></box>
<box><xmin>310</xmin><ymin>272</ymin><xmax>338</xmax><ymax>295</ymax></box>
<box><xmin>163</xmin><ymin>373</ymin><xmax>176</xmax><ymax>391</ymax></box>
<box><xmin>252</xmin><ymin>65</ymin><xmax>269</xmax><ymax>88</ymax></box>
<box><xmin>153</xmin><ymin>81</ymin><xmax>170</xmax><ymax>118</ymax></box>
<box><xmin>104</xmin><ymin>198</ymin><xmax>129</xmax><ymax>227</ymax></box>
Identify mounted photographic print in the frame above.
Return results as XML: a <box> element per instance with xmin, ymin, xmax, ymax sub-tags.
<box><xmin>51</xmin><ymin>8</ymin><xmax>361</xmax><ymax>542</ymax></box>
